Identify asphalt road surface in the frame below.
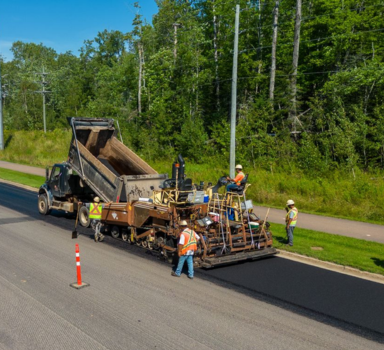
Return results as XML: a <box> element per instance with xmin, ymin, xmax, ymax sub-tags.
<box><xmin>0</xmin><ymin>182</ymin><xmax>383</xmax><ymax>350</ymax></box>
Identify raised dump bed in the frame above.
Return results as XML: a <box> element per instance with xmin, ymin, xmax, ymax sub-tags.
<box><xmin>68</xmin><ymin>118</ymin><xmax>167</xmax><ymax>203</ymax></box>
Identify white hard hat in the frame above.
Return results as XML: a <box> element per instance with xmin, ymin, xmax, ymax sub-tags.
<box><xmin>94</xmin><ymin>197</ymin><xmax>100</xmax><ymax>203</ymax></box>
<box><xmin>286</xmin><ymin>199</ymin><xmax>295</xmax><ymax>206</ymax></box>
<box><xmin>235</xmin><ymin>164</ymin><xmax>243</xmax><ymax>170</ymax></box>
<box><xmin>179</xmin><ymin>220</ymin><xmax>188</xmax><ymax>226</ymax></box>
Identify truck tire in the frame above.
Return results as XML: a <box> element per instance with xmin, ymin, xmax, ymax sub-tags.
<box><xmin>121</xmin><ymin>229</ymin><xmax>129</xmax><ymax>241</ymax></box>
<box><xmin>38</xmin><ymin>194</ymin><xmax>50</xmax><ymax>215</ymax></box>
<box><xmin>79</xmin><ymin>206</ymin><xmax>91</xmax><ymax>227</ymax></box>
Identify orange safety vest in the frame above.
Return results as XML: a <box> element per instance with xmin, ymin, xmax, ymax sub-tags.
<box><xmin>234</xmin><ymin>171</ymin><xmax>245</xmax><ymax>185</ymax></box>
<box><xmin>89</xmin><ymin>203</ymin><xmax>102</xmax><ymax>220</ymax></box>
<box><xmin>180</xmin><ymin>228</ymin><xmax>198</xmax><ymax>255</ymax></box>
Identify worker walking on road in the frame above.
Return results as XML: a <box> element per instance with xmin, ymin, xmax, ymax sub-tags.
<box><xmin>85</xmin><ymin>197</ymin><xmax>105</xmax><ymax>242</ymax></box>
<box><xmin>172</xmin><ymin>221</ymin><xmax>200</xmax><ymax>279</ymax></box>
<box><xmin>226</xmin><ymin>164</ymin><xmax>245</xmax><ymax>192</ymax></box>
<box><xmin>285</xmin><ymin>199</ymin><xmax>298</xmax><ymax>246</ymax></box>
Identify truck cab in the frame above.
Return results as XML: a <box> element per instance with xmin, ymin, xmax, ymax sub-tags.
<box><xmin>38</xmin><ymin>162</ymin><xmax>94</xmax><ymax>226</ymax></box>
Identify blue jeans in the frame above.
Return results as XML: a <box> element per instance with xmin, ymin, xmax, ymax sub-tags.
<box><xmin>226</xmin><ymin>183</ymin><xmax>239</xmax><ymax>192</ymax></box>
<box><xmin>286</xmin><ymin>226</ymin><xmax>295</xmax><ymax>245</ymax></box>
<box><xmin>175</xmin><ymin>255</ymin><xmax>194</xmax><ymax>277</ymax></box>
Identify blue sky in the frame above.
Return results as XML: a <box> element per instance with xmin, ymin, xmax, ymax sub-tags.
<box><xmin>0</xmin><ymin>0</ymin><xmax>158</xmax><ymax>61</ymax></box>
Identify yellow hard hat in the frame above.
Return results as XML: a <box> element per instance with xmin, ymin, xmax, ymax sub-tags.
<box><xmin>94</xmin><ymin>197</ymin><xmax>100</xmax><ymax>203</ymax></box>
<box><xmin>235</xmin><ymin>164</ymin><xmax>243</xmax><ymax>170</ymax></box>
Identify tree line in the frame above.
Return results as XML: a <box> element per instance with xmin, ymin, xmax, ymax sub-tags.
<box><xmin>1</xmin><ymin>0</ymin><xmax>384</xmax><ymax>175</ymax></box>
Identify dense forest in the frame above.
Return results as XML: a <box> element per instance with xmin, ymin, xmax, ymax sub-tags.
<box><xmin>1</xmin><ymin>0</ymin><xmax>384</xmax><ymax>174</ymax></box>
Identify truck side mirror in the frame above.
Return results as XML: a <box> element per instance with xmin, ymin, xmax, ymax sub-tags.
<box><xmin>45</xmin><ymin>167</ymin><xmax>50</xmax><ymax>182</ymax></box>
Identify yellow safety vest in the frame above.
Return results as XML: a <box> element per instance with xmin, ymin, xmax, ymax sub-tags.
<box><xmin>89</xmin><ymin>203</ymin><xmax>102</xmax><ymax>220</ymax></box>
<box><xmin>286</xmin><ymin>207</ymin><xmax>298</xmax><ymax>226</ymax></box>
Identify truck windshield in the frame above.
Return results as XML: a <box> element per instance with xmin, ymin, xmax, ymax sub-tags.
<box><xmin>50</xmin><ymin>167</ymin><xmax>61</xmax><ymax>180</ymax></box>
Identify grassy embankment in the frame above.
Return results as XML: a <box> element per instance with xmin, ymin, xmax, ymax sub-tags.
<box><xmin>0</xmin><ymin>130</ymin><xmax>383</xmax><ymax>276</ymax></box>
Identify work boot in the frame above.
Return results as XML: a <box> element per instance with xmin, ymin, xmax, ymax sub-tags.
<box><xmin>171</xmin><ymin>271</ymin><xmax>180</xmax><ymax>277</ymax></box>
<box><xmin>94</xmin><ymin>233</ymin><xmax>99</xmax><ymax>242</ymax></box>
<box><xmin>99</xmin><ymin>233</ymin><xmax>105</xmax><ymax>242</ymax></box>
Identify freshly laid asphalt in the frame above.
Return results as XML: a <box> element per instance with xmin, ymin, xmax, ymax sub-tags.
<box><xmin>0</xmin><ymin>181</ymin><xmax>383</xmax><ymax>342</ymax></box>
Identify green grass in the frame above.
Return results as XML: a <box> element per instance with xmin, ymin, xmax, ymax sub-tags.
<box><xmin>272</xmin><ymin>223</ymin><xmax>384</xmax><ymax>276</ymax></box>
<box><xmin>0</xmin><ymin>129</ymin><xmax>71</xmax><ymax>167</ymax></box>
<box><xmin>0</xmin><ymin>168</ymin><xmax>44</xmax><ymax>189</ymax></box>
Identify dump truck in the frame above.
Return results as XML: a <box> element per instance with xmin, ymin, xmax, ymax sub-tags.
<box><xmin>38</xmin><ymin>117</ymin><xmax>167</xmax><ymax>227</ymax></box>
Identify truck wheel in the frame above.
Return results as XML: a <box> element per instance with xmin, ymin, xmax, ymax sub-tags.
<box><xmin>121</xmin><ymin>229</ymin><xmax>129</xmax><ymax>242</ymax></box>
<box><xmin>111</xmin><ymin>226</ymin><xmax>120</xmax><ymax>239</ymax></box>
<box><xmin>38</xmin><ymin>194</ymin><xmax>50</xmax><ymax>215</ymax></box>
<box><xmin>79</xmin><ymin>206</ymin><xmax>91</xmax><ymax>227</ymax></box>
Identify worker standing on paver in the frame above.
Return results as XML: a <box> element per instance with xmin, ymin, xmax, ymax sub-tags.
<box><xmin>85</xmin><ymin>197</ymin><xmax>105</xmax><ymax>242</ymax></box>
<box><xmin>172</xmin><ymin>221</ymin><xmax>200</xmax><ymax>279</ymax></box>
<box><xmin>226</xmin><ymin>164</ymin><xmax>245</xmax><ymax>192</ymax></box>
<box><xmin>285</xmin><ymin>199</ymin><xmax>298</xmax><ymax>246</ymax></box>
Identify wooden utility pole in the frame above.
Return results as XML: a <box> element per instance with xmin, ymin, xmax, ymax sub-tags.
<box><xmin>35</xmin><ymin>67</ymin><xmax>50</xmax><ymax>133</ymax></box>
<box><xmin>230</xmin><ymin>5</ymin><xmax>240</xmax><ymax>179</ymax></box>
<box><xmin>269</xmin><ymin>1</ymin><xmax>279</xmax><ymax>101</ymax></box>
<box><xmin>290</xmin><ymin>0</ymin><xmax>302</xmax><ymax>132</ymax></box>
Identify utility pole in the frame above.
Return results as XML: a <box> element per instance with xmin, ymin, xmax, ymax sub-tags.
<box><xmin>0</xmin><ymin>64</ymin><xmax>3</xmax><ymax>150</ymax></box>
<box><xmin>269</xmin><ymin>1</ymin><xmax>279</xmax><ymax>101</ymax></box>
<box><xmin>230</xmin><ymin>4</ymin><xmax>240</xmax><ymax>179</ymax></box>
<box><xmin>35</xmin><ymin>67</ymin><xmax>50</xmax><ymax>133</ymax></box>
<box><xmin>290</xmin><ymin>0</ymin><xmax>302</xmax><ymax>133</ymax></box>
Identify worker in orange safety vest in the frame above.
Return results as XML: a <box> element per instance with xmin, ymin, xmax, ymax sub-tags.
<box><xmin>171</xmin><ymin>220</ymin><xmax>200</xmax><ymax>279</ymax></box>
<box><xmin>226</xmin><ymin>164</ymin><xmax>245</xmax><ymax>192</ymax></box>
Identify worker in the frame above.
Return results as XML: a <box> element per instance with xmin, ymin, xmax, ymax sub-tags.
<box><xmin>171</xmin><ymin>220</ymin><xmax>200</xmax><ymax>279</ymax></box>
<box><xmin>84</xmin><ymin>197</ymin><xmax>105</xmax><ymax>242</ymax></box>
<box><xmin>285</xmin><ymin>199</ymin><xmax>298</xmax><ymax>246</ymax></box>
<box><xmin>226</xmin><ymin>164</ymin><xmax>245</xmax><ymax>192</ymax></box>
